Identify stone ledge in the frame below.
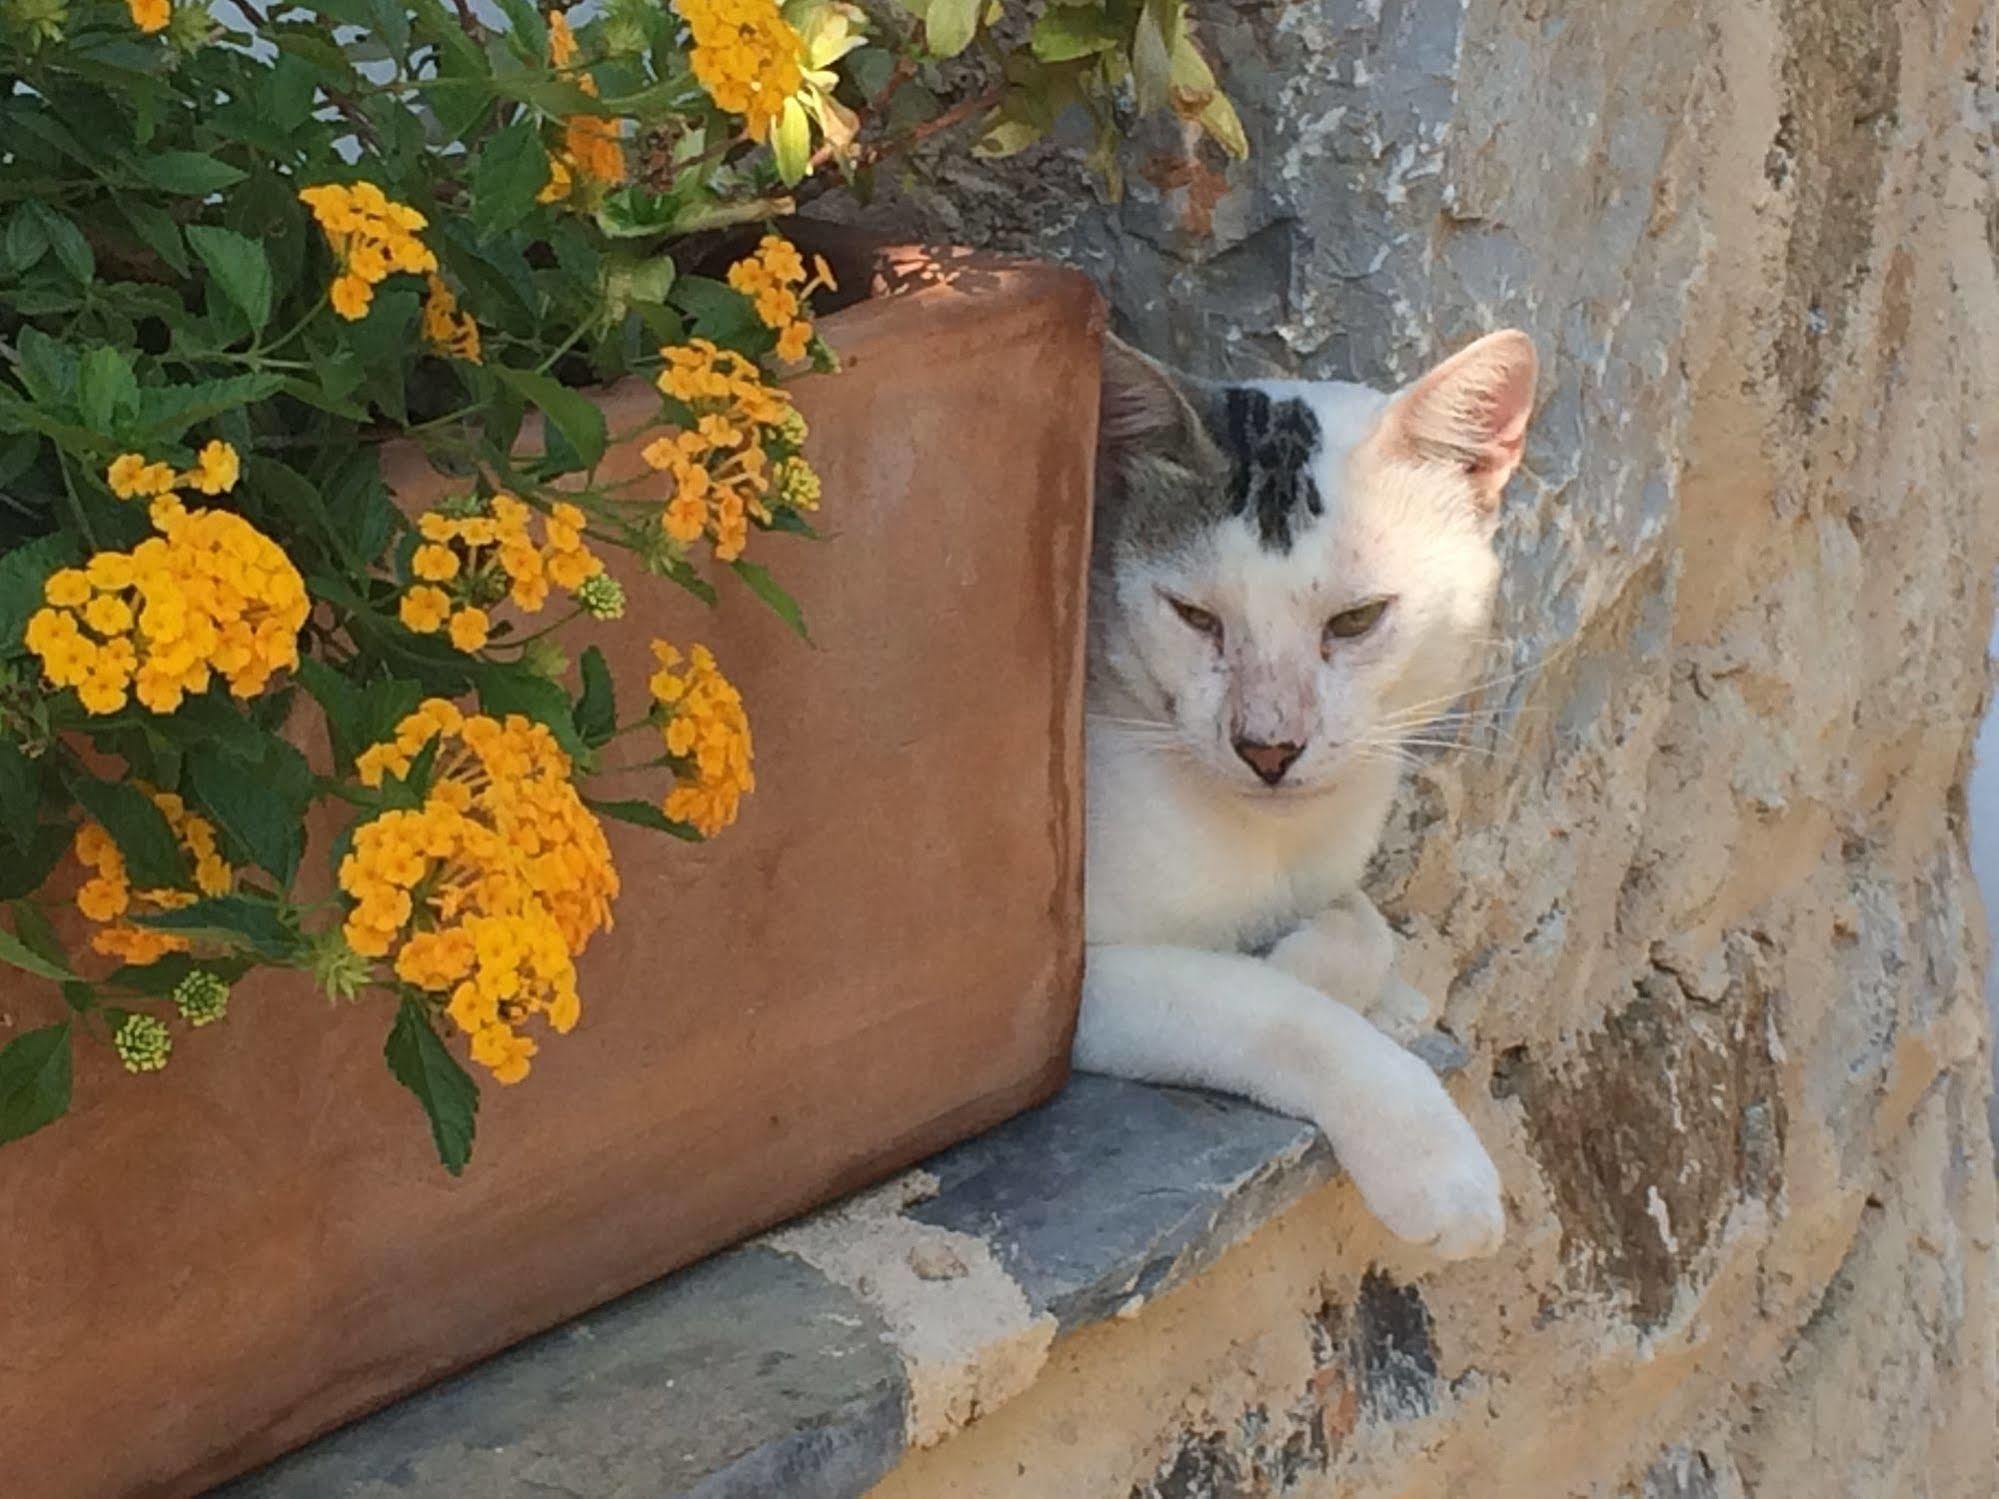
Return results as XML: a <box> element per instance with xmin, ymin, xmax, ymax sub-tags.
<box><xmin>220</xmin><ymin>1044</ymin><xmax>1467</xmax><ymax>1499</ymax></box>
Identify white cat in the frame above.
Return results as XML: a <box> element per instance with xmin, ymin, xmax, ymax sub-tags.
<box><xmin>1074</xmin><ymin>329</ymin><xmax>1536</xmax><ymax>1260</ymax></box>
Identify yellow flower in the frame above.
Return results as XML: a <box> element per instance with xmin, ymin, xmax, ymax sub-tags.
<box><xmin>648</xmin><ymin>640</ymin><xmax>754</xmax><ymax>836</ymax></box>
<box><xmin>44</xmin><ymin>569</ymin><xmax>91</xmax><ymax>608</ymax></box>
<box><xmin>472</xmin><ymin>1023</ymin><xmax>538</xmax><ymax>1084</ymax></box>
<box><xmin>106</xmin><ymin>453</ymin><xmax>177</xmax><ymax>499</ymax></box>
<box><xmin>301</xmin><ymin>183</ymin><xmax>438</xmax><ymax>319</ymax></box>
<box><xmin>399</xmin><ymin>586</ymin><xmax>451</xmax><ymax>634</ymax></box>
<box><xmin>83</xmin><ymin>593</ymin><xmax>134</xmax><ymax>636</ymax></box>
<box><xmin>127</xmin><ymin>0</ymin><xmax>169</xmax><ymax>32</ymax></box>
<box><xmin>30</xmin><ymin>507</ymin><xmax>309</xmax><ymax>714</ymax></box>
<box><xmin>676</xmin><ymin>0</ymin><xmax>806</xmax><ymax>143</ymax></box>
<box><xmin>547</xmin><ymin>8</ymin><xmax>579</xmax><ymax>68</ymax></box>
<box><xmin>74</xmin><ymin>789</ymin><xmax>234</xmax><ymax>960</ymax></box>
<box><xmin>562</xmin><ymin>110</ymin><xmax>625</xmax><ymax>187</ymax></box>
<box><xmin>339</xmin><ymin>704</ymin><xmax>619</xmax><ymax>1084</ymax></box>
<box><xmin>447</xmin><ymin>607</ymin><xmax>490</xmax><ymax>653</ymax></box>
<box><xmin>422</xmin><ymin>275</ymin><xmax>482</xmax><ymax>363</ymax></box>
<box><xmin>184</xmin><ymin>440</ymin><xmax>240</xmax><ymax>497</ymax></box>
<box><xmin>330</xmin><ymin>273</ymin><xmax>373</xmax><ymax>320</ymax></box>
<box><xmin>641</xmin><ymin>335</ymin><xmax>820</xmax><ymax>560</ymax></box>
<box><xmin>727</xmin><ymin>234</ymin><xmax>834</xmax><ymax>364</ymax></box>
<box><xmin>538</xmin><ymin>156</ymin><xmax>575</xmax><ymax>205</ymax></box>
<box><xmin>412</xmin><ymin>543</ymin><xmax>460</xmax><ymax>582</ymax></box>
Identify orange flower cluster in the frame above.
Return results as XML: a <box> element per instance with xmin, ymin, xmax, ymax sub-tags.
<box><xmin>538</xmin><ymin>12</ymin><xmax>625</xmax><ymax>205</ymax></box>
<box><xmin>340</xmin><ymin>700</ymin><xmax>620</xmax><ymax>1084</ymax></box>
<box><xmin>400</xmin><ymin>495</ymin><xmax>603</xmax><ymax>653</ymax></box>
<box><xmin>642</xmin><ymin>338</ymin><xmax>818</xmax><ymax>561</ymax></box>
<box><xmin>127</xmin><ymin>0</ymin><xmax>169</xmax><ymax>33</ymax></box>
<box><xmin>298</xmin><ymin>182</ymin><xmax>438</xmax><ymax>320</ymax></box>
<box><xmin>28</xmin><ymin>458</ymin><xmax>308</xmax><ymax>716</ymax></box>
<box><xmin>726</xmin><ymin>234</ymin><xmax>835</xmax><ymax>363</ymax></box>
<box><xmin>75</xmin><ymin>791</ymin><xmax>233</xmax><ymax>965</ymax></box>
<box><xmin>421</xmin><ymin>275</ymin><xmax>482</xmax><ymax>363</ymax></box>
<box><xmin>677</xmin><ymin>0</ymin><xmax>806</xmax><ymax>143</ymax></box>
<box><xmin>648</xmin><ymin>641</ymin><xmax>754</xmax><ymax>836</ymax></box>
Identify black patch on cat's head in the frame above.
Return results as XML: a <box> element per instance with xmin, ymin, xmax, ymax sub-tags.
<box><xmin>1220</xmin><ymin>387</ymin><xmax>1323</xmax><ymax>552</ymax></box>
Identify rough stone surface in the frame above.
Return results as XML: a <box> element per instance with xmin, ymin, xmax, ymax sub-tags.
<box><xmin>858</xmin><ymin>0</ymin><xmax>1999</xmax><ymax>1492</ymax></box>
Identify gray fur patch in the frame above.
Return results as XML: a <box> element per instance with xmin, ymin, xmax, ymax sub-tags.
<box><xmin>1095</xmin><ymin>376</ymin><xmax>1327</xmax><ymax>565</ymax></box>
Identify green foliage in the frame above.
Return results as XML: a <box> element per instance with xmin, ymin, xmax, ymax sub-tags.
<box><xmin>0</xmin><ymin>0</ymin><xmax>1237</xmax><ymax>1172</ymax></box>
<box><xmin>385</xmin><ymin>998</ymin><xmax>479</xmax><ymax>1175</ymax></box>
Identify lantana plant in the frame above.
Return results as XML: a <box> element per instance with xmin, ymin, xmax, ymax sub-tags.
<box><xmin>0</xmin><ymin>0</ymin><xmax>1239</xmax><ymax>1170</ymax></box>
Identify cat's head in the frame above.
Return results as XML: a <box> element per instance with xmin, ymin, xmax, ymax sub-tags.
<box><xmin>1090</xmin><ymin>330</ymin><xmax>1536</xmax><ymax>796</ymax></box>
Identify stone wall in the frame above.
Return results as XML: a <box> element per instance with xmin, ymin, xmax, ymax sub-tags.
<box><xmin>861</xmin><ymin>0</ymin><xmax>1999</xmax><ymax>1491</ymax></box>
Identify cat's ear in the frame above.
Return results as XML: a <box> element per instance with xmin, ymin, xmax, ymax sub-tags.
<box><xmin>1099</xmin><ymin>334</ymin><xmax>1207</xmax><ymax>469</ymax></box>
<box><xmin>1376</xmin><ymin>329</ymin><xmax>1537</xmax><ymax>515</ymax></box>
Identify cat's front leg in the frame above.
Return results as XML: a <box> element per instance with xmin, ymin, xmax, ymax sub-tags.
<box><xmin>1076</xmin><ymin>943</ymin><xmax>1505</xmax><ymax>1259</ymax></box>
<box><xmin>1267</xmin><ymin>893</ymin><xmax>1436</xmax><ymax>1041</ymax></box>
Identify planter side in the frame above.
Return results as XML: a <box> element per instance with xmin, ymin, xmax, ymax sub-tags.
<box><xmin>0</xmin><ymin>254</ymin><xmax>1100</xmax><ymax>1499</ymax></box>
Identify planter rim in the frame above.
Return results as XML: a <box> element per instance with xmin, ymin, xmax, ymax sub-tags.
<box><xmin>379</xmin><ymin>241</ymin><xmax>1103</xmax><ymax>492</ymax></box>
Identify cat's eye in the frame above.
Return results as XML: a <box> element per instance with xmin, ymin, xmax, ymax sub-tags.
<box><xmin>1324</xmin><ymin>598</ymin><xmax>1391</xmax><ymax>642</ymax></box>
<box><xmin>1165</xmin><ymin>594</ymin><xmax>1223</xmax><ymax>643</ymax></box>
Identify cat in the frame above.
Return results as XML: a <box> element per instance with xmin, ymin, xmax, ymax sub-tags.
<box><xmin>1073</xmin><ymin>328</ymin><xmax>1536</xmax><ymax>1260</ymax></box>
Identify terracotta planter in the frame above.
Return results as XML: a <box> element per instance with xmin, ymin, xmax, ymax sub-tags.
<box><xmin>0</xmin><ymin>248</ymin><xmax>1099</xmax><ymax>1499</ymax></box>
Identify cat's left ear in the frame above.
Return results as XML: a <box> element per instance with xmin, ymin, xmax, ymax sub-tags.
<box><xmin>1376</xmin><ymin>329</ymin><xmax>1537</xmax><ymax>516</ymax></box>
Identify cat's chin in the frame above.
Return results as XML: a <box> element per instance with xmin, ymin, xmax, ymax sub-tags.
<box><xmin>1224</xmin><ymin>776</ymin><xmax>1346</xmax><ymax>804</ymax></box>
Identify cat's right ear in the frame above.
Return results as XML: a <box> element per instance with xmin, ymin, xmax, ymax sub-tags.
<box><xmin>1099</xmin><ymin>334</ymin><xmax>1204</xmax><ymax>471</ymax></box>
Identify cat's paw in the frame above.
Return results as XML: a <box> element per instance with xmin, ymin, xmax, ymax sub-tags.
<box><xmin>1338</xmin><ymin>1079</ymin><xmax>1505</xmax><ymax>1260</ymax></box>
<box><xmin>1363</xmin><ymin>976</ymin><xmax>1438</xmax><ymax>1044</ymax></box>
<box><xmin>1267</xmin><ymin>894</ymin><xmax>1396</xmax><ymax>1007</ymax></box>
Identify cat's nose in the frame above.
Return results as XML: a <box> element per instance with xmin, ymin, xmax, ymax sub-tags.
<box><xmin>1233</xmin><ymin>737</ymin><xmax>1304</xmax><ymax>785</ymax></box>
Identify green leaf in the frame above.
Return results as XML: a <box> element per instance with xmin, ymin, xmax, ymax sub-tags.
<box><xmin>385</xmin><ymin>999</ymin><xmax>479</xmax><ymax>1175</ymax></box>
<box><xmin>729</xmin><ymin>559</ymin><xmax>810</xmax><ymax>640</ymax></box>
<box><xmin>65</xmin><ymin>775</ymin><xmax>186</xmax><ymax>890</ymax></box>
<box><xmin>586</xmin><ymin>797</ymin><xmax>701</xmax><ymax>840</ymax></box>
<box><xmin>116</xmin><ymin>196</ymin><xmax>192</xmax><ymax>277</ymax></box>
<box><xmin>0</xmin><ymin>924</ymin><xmax>73</xmax><ymax>983</ymax></box>
<box><xmin>1168</xmin><ymin>32</ymin><xmax>1246</xmax><ymax>157</ymax></box>
<box><xmin>135</xmin><ymin>896</ymin><xmax>298</xmax><ymax>960</ymax></box>
<box><xmin>31</xmin><ymin>205</ymin><xmax>94</xmax><ymax>284</ymax></box>
<box><xmin>488</xmin><ymin>365</ymin><xmax>607</xmax><ymax>473</ymax></box>
<box><xmin>166</xmin><ymin>691</ymin><xmax>278</xmax><ymax>764</ymax></box>
<box><xmin>671</xmin><ymin>276</ymin><xmax>764</xmax><ymax>347</ymax></box>
<box><xmin>77</xmin><ymin>347</ymin><xmax>140</xmax><ymax>435</ymax></box>
<box><xmin>925</xmin><ymin>0</ymin><xmax>981</xmax><ymax>56</ymax></box>
<box><xmin>188</xmin><ymin>741</ymin><xmax>309</xmax><ymax>887</ymax></box>
<box><xmin>574</xmin><ymin>646</ymin><xmax>617</xmax><ymax>748</ymax></box>
<box><xmin>185</xmin><ymin>225</ymin><xmax>274</xmax><ymax>333</ymax></box>
<box><xmin>0</xmin><ymin>824</ymin><xmax>72</xmax><ymax>903</ymax></box>
<box><xmin>3</xmin><ymin>207</ymin><xmax>49</xmax><ymax>275</ymax></box>
<box><xmin>1031</xmin><ymin>6</ymin><xmax>1124</xmax><ymax>61</ymax></box>
<box><xmin>136</xmin><ymin>152</ymin><xmax>248</xmax><ymax>195</ymax></box>
<box><xmin>9</xmin><ymin>901</ymin><xmax>70</xmax><ymax>976</ymax></box>
<box><xmin>1132</xmin><ymin>0</ymin><xmax>1174</xmax><ymax>116</ymax></box>
<box><xmin>295</xmin><ymin>657</ymin><xmax>366</xmax><ymax>771</ymax></box>
<box><xmin>0</xmin><ymin>1024</ymin><xmax>71</xmax><ymax>1146</ymax></box>
<box><xmin>0</xmin><ymin>745</ymin><xmax>40</xmax><ymax>846</ymax></box>
<box><xmin>0</xmin><ymin>534</ymin><xmax>78</xmax><ymax>653</ymax></box>
<box><xmin>772</xmin><ymin>96</ymin><xmax>812</xmax><ymax>187</ymax></box>
<box><xmin>471</xmin><ymin>119</ymin><xmax>549</xmax><ymax>235</ymax></box>
<box><xmin>974</xmin><ymin>117</ymin><xmax>1047</xmax><ymax>159</ymax></box>
<box><xmin>15</xmin><ymin>327</ymin><xmax>76</xmax><ymax>405</ymax></box>
<box><xmin>132</xmin><ymin>373</ymin><xmax>286</xmax><ymax>443</ymax></box>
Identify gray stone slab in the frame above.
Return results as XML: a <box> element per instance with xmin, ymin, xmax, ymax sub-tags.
<box><xmin>908</xmin><ymin>1074</ymin><xmax>1335</xmax><ymax>1331</ymax></box>
<box><xmin>220</xmin><ymin>1046</ymin><xmax>1468</xmax><ymax>1498</ymax></box>
<box><xmin>217</xmin><ymin>1247</ymin><xmax>907</xmax><ymax>1499</ymax></box>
